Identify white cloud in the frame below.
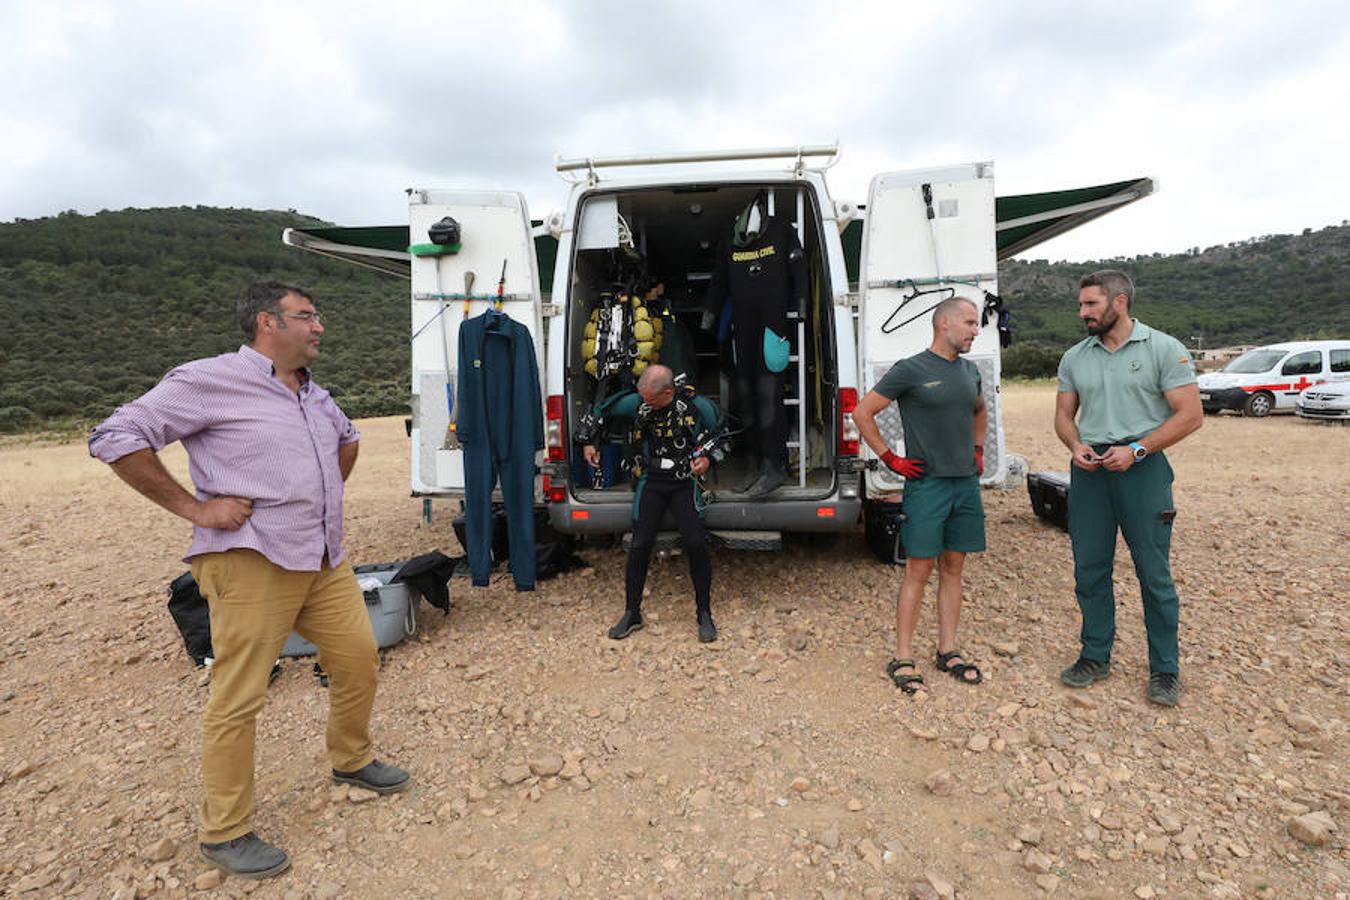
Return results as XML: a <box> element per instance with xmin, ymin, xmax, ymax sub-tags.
<box><xmin>0</xmin><ymin>0</ymin><xmax>1345</xmax><ymax>261</ymax></box>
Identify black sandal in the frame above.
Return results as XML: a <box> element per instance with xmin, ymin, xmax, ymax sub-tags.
<box><xmin>935</xmin><ymin>650</ymin><xmax>983</xmax><ymax>685</ymax></box>
<box><xmin>886</xmin><ymin>658</ymin><xmax>926</xmax><ymax>694</ymax></box>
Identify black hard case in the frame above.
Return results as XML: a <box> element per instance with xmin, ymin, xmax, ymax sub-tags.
<box><xmin>1027</xmin><ymin>471</ymin><xmax>1070</xmax><ymax>530</ymax></box>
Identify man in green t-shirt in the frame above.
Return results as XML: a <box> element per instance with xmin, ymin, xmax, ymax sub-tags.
<box><xmin>853</xmin><ymin>296</ymin><xmax>988</xmax><ymax>694</ymax></box>
<box><xmin>1054</xmin><ymin>270</ymin><xmax>1202</xmax><ymax>707</ymax></box>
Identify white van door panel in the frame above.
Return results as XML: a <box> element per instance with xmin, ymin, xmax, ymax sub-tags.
<box><xmin>859</xmin><ymin>164</ymin><xmax>1006</xmax><ymax>495</ymax></box>
<box><xmin>1276</xmin><ymin>349</ymin><xmax>1325</xmax><ymax>407</ymax></box>
<box><xmin>408</xmin><ymin>190</ymin><xmax>543</xmax><ymax>495</ymax></box>
<box><xmin>1329</xmin><ymin>347</ymin><xmax>1350</xmax><ymax>383</ymax></box>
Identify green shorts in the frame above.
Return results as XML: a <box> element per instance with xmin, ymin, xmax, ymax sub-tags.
<box><xmin>901</xmin><ymin>475</ymin><xmax>986</xmax><ymax>559</ymax></box>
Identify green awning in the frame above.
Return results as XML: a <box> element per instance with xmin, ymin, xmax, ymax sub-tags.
<box><xmin>993</xmin><ymin>177</ymin><xmax>1154</xmax><ymax>260</ymax></box>
<box><xmin>841</xmin><ymin>176</ymin><xmax>1155</xmax><ymax>284</ymax></box>
<box><xmin>280</xmin><ymin>222</ymin><xmax>559</xmax><ymax>294</ymax></box>
<box><xmin>284</xmin><ymin>177</ymin><xmax>1152</xmax><ymax>292</ymax></box>
<box><xmin>300</xmin><ymin>225</ymin><xmax>410</xmax><ymax>253</ymax></box>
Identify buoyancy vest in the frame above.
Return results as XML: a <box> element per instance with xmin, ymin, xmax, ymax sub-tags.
<box><xmin>633</xmin><ymin>386</ymin><xmax>703</xmax><ymax>480</ymax></box>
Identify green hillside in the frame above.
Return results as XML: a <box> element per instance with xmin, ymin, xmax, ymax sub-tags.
<box><xmin>0</xmin><ymin>207</ymin><xmax>408</xmax><ymax>433</ymax></box>
<box><xmin>1</xmin><ymin>207</ymin><xmax>1348</xmax><ymax>432</ymax></box>
<box><xmin>998</xmin><ymin>224</ymin><xmax>1350</xmax><ymax>375</ymax></box>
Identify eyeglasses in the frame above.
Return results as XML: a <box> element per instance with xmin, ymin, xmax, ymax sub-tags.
<box><xmin>269</xmin><ymin>310</ymin><xmax>323</xmax><ymax>325</ymax></box>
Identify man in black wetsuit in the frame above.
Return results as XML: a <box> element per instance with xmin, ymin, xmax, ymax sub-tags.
<box><xmin>582</xmin><ymin>365</ymin><xmax>721</xmax><ymax>643</ymax></box>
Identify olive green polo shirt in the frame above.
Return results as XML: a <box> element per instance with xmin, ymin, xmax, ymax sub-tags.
<box><xmin>873</xmin><ymin>349</ymin><xmax>982</xmax><ymax>476</ymax></box>
<box><xmin>1057</xmin><ymin>320</ymin><xmax>1196</xmax><ymax>445</ymax></box>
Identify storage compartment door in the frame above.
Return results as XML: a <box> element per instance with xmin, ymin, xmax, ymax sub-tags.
<box><xmin>858</xmin><ymin>163</ymin><xmax>1007</xmax><ymax>494</ymax></box>
<box><xmin>409</xmin><ymin>190</ymin><xmax>544</xmax><ymax>494</ymax></box>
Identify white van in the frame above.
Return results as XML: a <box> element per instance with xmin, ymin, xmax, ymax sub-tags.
<box><xmin>1198</xmin><ymin>340</ymin><xmax>1350</xmax><ymax>417</ymax></box>
<box><xmin>283</xmin><ymin>145</ymin><xmax>1154</xmax><ymax>557</ymax></box>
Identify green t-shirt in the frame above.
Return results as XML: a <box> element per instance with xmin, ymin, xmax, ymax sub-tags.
<box><xmin>1057</xmin><ymin>320</ymin><xmax>1197</xmax><ymax>445</ymax></box>
<box><xmin>873</xmin><ymin>349</ymin><xmax>982</xmax><ymax>477</ymax></box>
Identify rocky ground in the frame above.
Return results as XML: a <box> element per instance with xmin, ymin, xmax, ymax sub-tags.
<box><xmin>0</xmin><ymin>384</ymin><xmax>1345</xmax><ymax>899</ymax></box>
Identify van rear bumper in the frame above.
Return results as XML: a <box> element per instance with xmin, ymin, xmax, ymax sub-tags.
<box><xmin>1200</xmin><ymin>387</ymin><xmax>1247</xmax><ymax>412</ymax></box>
<box><xmin>549</xmin><ymin>487</ymin><xmax>862</xmax><ymax>535</ymax></box>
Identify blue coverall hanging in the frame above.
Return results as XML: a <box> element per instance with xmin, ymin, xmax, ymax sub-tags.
<box><xmin>455</xmin><ymin>309</ymin><xmax>544</xmax><ymax>591</ymax></box>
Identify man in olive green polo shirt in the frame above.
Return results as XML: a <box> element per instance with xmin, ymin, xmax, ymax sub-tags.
<box><xmin>1055</xmin><ymin>270</ymin><xmax>1202</xmax><ymax>707</ymax></box>
<box><xmin>854</xmin><ymin>296</ymin><xmax>988</xmax><ymax>695</ymax></box>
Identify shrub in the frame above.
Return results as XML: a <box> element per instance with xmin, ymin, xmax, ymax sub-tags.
<box><xmin>0</xmin><ymin>406</ymin><xmax>35</xmax><ymax>433</ymax></box>
<box><xmin>1000</xmin><ymin>342</ymin><xmax>1064</xmax><ymax>379</ymax></box>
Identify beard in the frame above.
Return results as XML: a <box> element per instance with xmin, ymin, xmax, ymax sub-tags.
<box><xmin>1083</xmin><ymin>306</ymin><xmax>1119</xmax><ymax>335</ymax></box>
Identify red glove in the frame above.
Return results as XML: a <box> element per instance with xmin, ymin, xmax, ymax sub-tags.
<box><xmin>881</xmin><ymin>451</ymin><xmax>925</xmax><ymax>479</ymax></box>
<box><xmin>975</xmin><ymin>444</ymin><xmax>985</xmax><ymax>476</ymax></box>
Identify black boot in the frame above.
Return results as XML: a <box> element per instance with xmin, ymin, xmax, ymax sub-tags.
<box><xmin>734</xmin><ymin>454</ymin><xmax>763</xmax><ymax>493</ymax></box>
<box><xmin>608</xmin><ymin>608</ymin><xmax>644</xmax><ymax>640</ymax></box>
<box><xmin>697</xmin><ymin>608</ymin><xmax>717</xmax><ymax>643</ymax></box>
<box><xmin>744</xmin><ymin>457</ymin><xmax>787</xmax><ymax>498</ymax></box>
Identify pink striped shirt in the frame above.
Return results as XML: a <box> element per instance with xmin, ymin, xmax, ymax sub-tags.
<box><xmin>89</xmin><ymin>345</ymin><xmax>360</xmax><ymax>571</ymax></box>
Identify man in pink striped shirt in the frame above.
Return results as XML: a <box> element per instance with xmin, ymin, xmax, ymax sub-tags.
<box><xmin>90</xmin><ymin>281</ymin><xmax>410</xmax><ymax>880</ymax></box>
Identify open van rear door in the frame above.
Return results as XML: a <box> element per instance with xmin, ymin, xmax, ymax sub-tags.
<box><xmin>858</xmin><ymin>162</ymin><xmax>1007</xmax><ymax>495</ymax></box>
<box><xmin>408</xmin><ymin>190</ymin><xmax>544</xmax><ymax>496</ymax></box>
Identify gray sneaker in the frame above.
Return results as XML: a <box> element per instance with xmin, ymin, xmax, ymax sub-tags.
<box><xmin>1060</xmin><ymin>657</ymin><xmax>1111</xmax><ymax>688</ymax></box>
<box><xmin>1147</xmin><ymin>672</ymin><xmax>1181</xmax><ymax>707</ymax></box>
<box><xmin>332</xmin><ymin>758</ymin><xmax>411</xmax><ymax>794</ymax></box>
<box><xmin>199</xmin><ymin>832</ymin><xmax>290</xmax><ymax>879</ymax></box>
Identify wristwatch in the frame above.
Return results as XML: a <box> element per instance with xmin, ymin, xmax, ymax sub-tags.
<box><xmin>1129</xmin><ymin>441</ymin><xmax>1148</xmax><ymax>461</ymax></box>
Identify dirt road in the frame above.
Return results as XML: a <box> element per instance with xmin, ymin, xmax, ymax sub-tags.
<box><xmin>0</xmin><ymin>385</ymin><xmax>1345</xmax><ymax>898</ymax></box>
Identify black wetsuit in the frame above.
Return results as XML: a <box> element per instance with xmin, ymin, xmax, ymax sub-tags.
<box><xmin>705</xmin><ymin>214</ymin><xmax>808</xmax><ymax>469</ymax></box>
<box><xmin>602</xmin><ymin>392</ymin><xmax>718</xmax><ymax>615</ymax></box>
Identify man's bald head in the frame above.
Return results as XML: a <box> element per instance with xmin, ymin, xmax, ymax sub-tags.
<box><xmin>637</xmin><ymin>365</ymin><xmax>676</xmax><ymax>408</ymax></box>
<box><xmin>930</xmin><ymin>295</ymin><xmax>981</xmax><ymax>357</ymax></box>
<box><xmin>931</xmin><ymin>296</ymin><xmax>978</xmax><ymax>329</ymax></box>
<box><xmin>637</xmin><ymin>365</ymin><xmax>674</xmax><ymax>394</ymax></box>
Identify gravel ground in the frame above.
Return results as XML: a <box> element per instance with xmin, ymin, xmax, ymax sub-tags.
<box><xmin>0</xmin><ymin>383</ymin><xmax>1345</xmax><ymax>899</ymax></box>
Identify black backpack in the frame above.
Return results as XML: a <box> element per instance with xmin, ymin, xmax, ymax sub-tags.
<box><xmin>166</xmin><ymin>572</ymin><xmax>212</xmax><ymax>666</ymax></box>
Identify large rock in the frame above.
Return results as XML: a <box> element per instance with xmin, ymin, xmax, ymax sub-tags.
<box><xmin>1023</xmin><ymin>849</ymin><xmax>1053</xmax><ymax>874</ymax></box>
<box><xmin>193</xmin><ymin>869</ymin><xmax>223</xmax><ymax>891</ymax></box>
<box><xmin>12</xmin><ymin>872</ymin><xmax>57</xmax><ymax>893</ymax></box>
<box><xmin>144</xmin><ymin>837</ymin><xmax>176</xmax><ymax>862</ymax></box>
<box><xmin>924</xmin><ymin>872</ymin><xmax>956</xmax><ymax>899</ymax></box>
<box><xmin>528</xmin><ymin>753</ymin><xmax>564</xmax><ymax>777</ymax></box>
<box><xmin>1287</xmin><ymin>811</ymin><xmax>1336</xmax><ymax>847</ymax></box>
<box><xmin>1284</xmin><ymin>713</ymin><xmax>1321</xmax><ymax>734</ymax></box>
<box><xmin>925</xmin><ymin>769</ymin><xmax>955</xmax><ymax>797</ymax></box>
<box><xmin>856</xmin><ymin>838</ymin><xmax>884</xmax><ymax>870</ymax></box>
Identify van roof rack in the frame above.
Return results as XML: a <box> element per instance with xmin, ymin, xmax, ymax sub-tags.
<box><xmin>555</xmin><ymin>143</ymin><xmax>839</xmax><ymax>184</ymax></box>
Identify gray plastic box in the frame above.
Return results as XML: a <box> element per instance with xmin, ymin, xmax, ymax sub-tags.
<box><xmin>281</xmin><ymin>565</ymin><xmax>417</xmax><ymax>658</ymax></box>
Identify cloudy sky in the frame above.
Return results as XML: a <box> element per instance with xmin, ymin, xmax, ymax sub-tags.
<box><xmin>2</xmin><ymin>0</ymin><xmax>1346</xmax><ymax>261</ymax></box>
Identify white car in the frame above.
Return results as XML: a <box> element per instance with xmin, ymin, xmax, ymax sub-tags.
<box><xmin>1296</xmin><ymin>381</ymin><xmax>1350</xmax><ymax>421</ymax></box>
<box><xmin>1198</xmin><ymin>340</ymin><xmax>1350</xmax><ymax>417</ymax></box>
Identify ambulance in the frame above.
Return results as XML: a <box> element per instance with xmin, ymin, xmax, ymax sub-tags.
<box><xmin>283</xmin><ymin>145</ymin><xmax>1154</xmax><ymax>559</ymax></box>
<box><xmin>1198</xmin><ymin>340</ymin><xmax>1350</xmax><ymax>417</ymax></box>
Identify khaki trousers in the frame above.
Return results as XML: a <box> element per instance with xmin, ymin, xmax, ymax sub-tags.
<box><xmin>191</xmin><ymin>549</ymin><xmax>379</xmax><ymax>843</ymax></box>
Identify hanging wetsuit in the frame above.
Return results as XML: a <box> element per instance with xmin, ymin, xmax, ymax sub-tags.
<box><xmin>456</xmin><ymin>309</ymin><xmax>543</xmax><ymax>591</ymax></box>
<box><xmin>593</xmin><ymin>387</ymin><xmax>719</xmax><ymax>617</ymax></box>
<box><xmin>704</xmin><ymin>197</ymin><xmax>808</xmax><ymax>495</ymax></box>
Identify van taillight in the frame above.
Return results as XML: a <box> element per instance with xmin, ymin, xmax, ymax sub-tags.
<box><xmin>839</xmin><ymin>388</ymin><xmax>859</xmax><ymax>456</ymax></box>
<box><xmin>546</xmin><ymin>394</ymin><xmax>565</xmax><ymax>462</ymax></box>
<box><xmin>542</xmin><ymin>476</ymin><xmax>566</xmax><ymax>503</ymax></box>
